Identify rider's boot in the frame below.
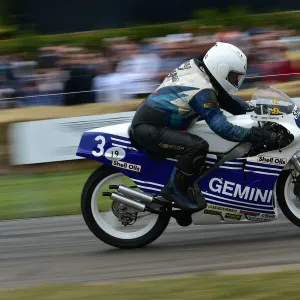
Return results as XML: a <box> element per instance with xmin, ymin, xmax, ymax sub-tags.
<box><xmin>160</xmin><ymin>167</ymin><xmax>204</xmax><ymax>213</ymax></box>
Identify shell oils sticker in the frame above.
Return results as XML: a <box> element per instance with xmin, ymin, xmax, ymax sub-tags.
<box><xmin>112</xmin><ymin>160</ymin><xmax>141</xmax><ymax>172</ymax></box>
<box><xmin>257</xmin><ymin>155</ymin><xmax>287</xmax><ymax>166</ymax></box>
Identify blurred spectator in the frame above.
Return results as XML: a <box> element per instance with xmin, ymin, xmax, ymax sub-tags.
<box><xmin>116</xmin><ymin>43</ymin><xmax>161</xmax><ymax>99</ymax></box>
<box><xmin>0</xmin><ymin>26</ymin><xmax>299</xmax><ymax>107</ymax></box>
<box><xmin>63</xmin><ymin>66</ymin><xmax>96</xmax><ymax>106</ymax></box>
<box><xmin>93</xmin><ymin>61</ymin><xmax>123</xmax><ymax>102</ymax></box>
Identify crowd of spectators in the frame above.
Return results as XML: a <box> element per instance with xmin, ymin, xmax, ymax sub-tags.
<box><xmin>0</xmin><ymin>27</ymin><xmax>299</xmax><ymax>108</ymax></box>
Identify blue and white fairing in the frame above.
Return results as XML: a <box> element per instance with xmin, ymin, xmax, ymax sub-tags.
<box><xmin>77</xmin><ymin>86</ymin><xmax>300</xmax><ymax>223</ymax></box>
<box><xmin>77</xmin><ymin>128</ymin><xmax>281</xmax><ymax>218</ymax></box>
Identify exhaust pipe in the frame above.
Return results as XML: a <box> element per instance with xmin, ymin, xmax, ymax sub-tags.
<box><xmin>110</xmin><ymin>185</ymin><xmax>154</xmax><ymax>204</ymax></box>
<box><xmin>110</xmin><ymin>192</ymin><xmax>146</xmax><ymax>212</ymax></box>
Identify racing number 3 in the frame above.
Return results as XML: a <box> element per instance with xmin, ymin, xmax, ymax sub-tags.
<box><xmin>92</xmin><ymin>135</ymin><xmax>105</xmax><ymax>157</ymax></box>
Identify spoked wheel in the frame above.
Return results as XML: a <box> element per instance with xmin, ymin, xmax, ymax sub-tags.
<box><xmin>81</xmin><ymin>165</ymin><xmax>171</xmax><ymax>249</ymax></box>
<box><xmin>276</xmin><ymin>170</ymin><xmax>300</xmax><ymax>227</ymax></box>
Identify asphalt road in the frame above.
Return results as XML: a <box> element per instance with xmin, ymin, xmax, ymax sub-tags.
<box><xmin>2</xmin><ymin>213</ymin><xmax>300</xmax><ymax>289</ymax></box>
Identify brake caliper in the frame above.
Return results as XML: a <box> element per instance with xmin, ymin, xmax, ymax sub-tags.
<box><xmin>294</xmin><ymin>175</ymin><xmax>300</xmax><ymax>199</ymax></box>
<box><xmin>111</xmin><ymin>201</ymin><xmax>138</xmax><ymax>226</ymax></box>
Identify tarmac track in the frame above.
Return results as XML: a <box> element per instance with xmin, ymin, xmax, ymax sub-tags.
<box><xmin>2</xmin><ymin>213</ymin><xmax>300</xmax><ymax>289</ymax></box>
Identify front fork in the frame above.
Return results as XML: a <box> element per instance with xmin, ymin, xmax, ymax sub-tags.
<box><xmin>291</xmin><ymin>153</ymin><xmax>300</xmax><ymax>173</ymax></box>
<box><xmin>290</xmin><ymin>153</ymin><xmax>300</xmax><ymax>197</ymax></box>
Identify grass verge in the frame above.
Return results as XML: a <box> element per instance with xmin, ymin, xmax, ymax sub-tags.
<box><xmin>0</xmin><ymin>167</ymin><xmax>134</xmax><ymax>220</ymax></box>
<box><xmin>2</xmin><ymin>270</ymin><xmax>300</xmax><ymax>299</ymax></box>
<box><xmin>0</xmin><ymin>168</ymin><xmax>93</xmax><ymax>220</ymax></box>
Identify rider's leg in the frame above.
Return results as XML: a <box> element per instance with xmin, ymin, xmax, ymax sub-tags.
<box><xmin>131</xmin><ymin>124</ymin><xmax>209</xmax><ymax>212</ymax></box>
<box><xmin>161</xmin><ymin>140</ymin><xmax>209</xmax><ymax>213</ymax></box>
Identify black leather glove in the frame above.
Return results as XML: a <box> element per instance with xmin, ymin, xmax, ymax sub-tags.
<box><xmin>249</xmin><ymin>126</ymin><xmax>279</xmax><ymax>147</ymax></box>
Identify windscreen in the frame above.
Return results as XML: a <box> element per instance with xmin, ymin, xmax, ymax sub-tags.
<box><xmin>250</xmin><ymin>86</ymin><xmax>295</xmax><ymax>115</ymax></box>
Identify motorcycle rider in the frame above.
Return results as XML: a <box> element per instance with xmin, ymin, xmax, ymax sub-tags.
<box><xmin>130</xmin><ymin>42</ymin><xmax>279</xmax><ymax>213</ymax></box>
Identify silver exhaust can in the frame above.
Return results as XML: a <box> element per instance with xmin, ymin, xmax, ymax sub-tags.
<box><xmin>117</xmin><ymin>185</ymin><xmax>154</xmax><ymax>204</ymax></box>
<box><xmin>110</xmin><ymin>193</ymin><xmax>146</xmax><ymax>212</ymax></box>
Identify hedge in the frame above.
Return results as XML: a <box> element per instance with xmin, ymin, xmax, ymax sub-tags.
<box><xmin>1</xmin><ymin>9</ymin><xmax>300</xmax><ymax>54</ymax></box>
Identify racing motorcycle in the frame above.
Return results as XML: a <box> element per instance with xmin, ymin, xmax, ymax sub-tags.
<box><xmin>76</xmin><ymin>86</ymin><xmax>300</xmax><ymax>249</ymax></box>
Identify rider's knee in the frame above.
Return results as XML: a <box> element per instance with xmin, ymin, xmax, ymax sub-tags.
<box><xmin>193</xmin><ymin>139</ymin><xmax>209</xmax><ymax>155</ymax></box>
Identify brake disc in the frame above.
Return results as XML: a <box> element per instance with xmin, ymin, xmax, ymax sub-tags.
<box><xmin>111</xmin><ymin>201</ymin><xmax>138</xmax><ymax>226</ymax></box>
<box><xmin>293</xmin><ymin>174</ymin><xmax>300</xmax><ymax>199</ymax></box>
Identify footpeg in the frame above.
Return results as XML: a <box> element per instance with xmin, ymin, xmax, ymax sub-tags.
<box><xmin>102</xmin><ymin>192</ymin><xmax>112</xmax><ymax>197</ymax></box>
<box><xmin>109</xmin><ymin>185</ymin><xmax>118</xmax><ymax>189</ymax></box>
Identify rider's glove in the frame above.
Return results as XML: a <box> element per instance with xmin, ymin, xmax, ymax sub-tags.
<box><xmin>249</xmin><ymin>126</ymin><xmax>279</xmax><ymax>147</ymax></box>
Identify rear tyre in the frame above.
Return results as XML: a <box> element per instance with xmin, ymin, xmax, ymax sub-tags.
<box><xmin>81</xmin><ymin>165</ymin><xmax>171</xmax><ymax>249</ymax></box>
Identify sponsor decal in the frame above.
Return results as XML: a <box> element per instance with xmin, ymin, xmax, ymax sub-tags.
<box><xmin>271</xmin><ymin>107</ymin><xmax>280</xmax><ymax>115</ymax></box>
<box><xmin>293</xmin><ymin>106</ymin><xmax>300</xmax><ymax>128</ymax></box>
<box><xmin>207</xmin><ymin>205</ymin><xmax>238</xmax><ymax>213</ymax></box>
<box><xmin>293</xmin><ymin>106</ymin><xmax>300</xmax><ymax>120</ymax></box>
<box><xmin>203</xmin><ymin>102</ymin><xmax>219</xmax><ymax>108</ymax></box>
<box><xmin>204</xmin><ymin>209</ymin><xmax>222</xmax><ymax>216</ymax></box>
<box><xmin>257</xmin><ymin>155</ymin><xmax>287</xmax><ymax>166</ymax></box>
<box><xmin>105</xmin><ymin>147</ymin><xmax>126</xmax><ymax>161</ymax></box>
<box><xmin>112</xmin><ymin>160</ymin><xmax>141</xmax><ymax>172</ymax></box>
<box><xmin>246</xmin><ymin>216</ymin><xmax>271</xmax><ymax>222</ymax></box>
<box><xmin>255</xmin><ymin>115</ymin><xmax>281</xmax><ymax>121</ymax></box>
<box><xmin>177</xmin><ymin>61</ymin><xmax>192</xmax><ymax>70</ymax></box>
<box><xmin>209</xmin><ymin>178</ymin><xmax>273</xmax><ymax>203</ymax></box>
<box><xmin>261</xmin><ymin>213</ymin><xmax>276</xmax><ymax>218</ymax></box>
<box><xmin>240</xmin><ymin>210</ymin><xmax>259</xmax><ymax>216</ymax></box>
<box><xmin>158</xmin><ymin>143</ymin><xmax>184</xmax><ymax>150</ymax></box>
<box><xmin>225</xmin><ymin>213</ymin><xmax>242</xmax><ymax>220</ymax></box>
<box><xmin>167</xmin><ymin>70</ymin><xmax>179</xmax><ymax>82</ymax></box>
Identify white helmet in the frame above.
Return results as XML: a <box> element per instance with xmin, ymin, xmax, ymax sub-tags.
<box><xmin>203</xmin><ymin>42</ymin><xmax>247</xmax><ymax>95</ymax></box>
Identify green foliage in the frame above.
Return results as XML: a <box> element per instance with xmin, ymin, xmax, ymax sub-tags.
<box><xmin>0</xmin><ymin>25</ymin><xmax>18</xmax><ymax>39</ymax></box>
<box><xmin>193</xmin><ymin>8</ymin><xmax>300</xmax><ymax>31</ymax></box>
<box><xmin>0</xmin><ymin>23</ymin><xmax>187</xmax><ymax>54</ymax></box>
<box><xmin>223</xmin><ymin>7</ymin><xmax>253</xmax><ymax>29</ymax></box>
<box><xmin>1</xmin><ymin>9</ymin><xmax>300</xmax><ymax>54</ymax></box>
<box><xmin>193</xmin><ymin>9</ymin><xmax>223</xmax><ymax>27</ymax></box>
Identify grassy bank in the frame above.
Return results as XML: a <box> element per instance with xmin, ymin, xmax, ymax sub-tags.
<box><xmin>0</xmin><ymin>168</ymin><xmax>92</xmax><ymax>220</ymax></box>
<box><xmin>2</xmin><ymin>270</ymin><xmax>300</xmax><ymax>299</ymax></box>
<box><xmin>0</xmin><ymin>167</ymin><xmax>135</xmax><ymax>220</ymax></box>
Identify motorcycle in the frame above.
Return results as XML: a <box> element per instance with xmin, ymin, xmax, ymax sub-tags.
<box><xmin>76</xmin><ymin>86</ymin><xmax>300</xmax><ymax>249</ymax></box>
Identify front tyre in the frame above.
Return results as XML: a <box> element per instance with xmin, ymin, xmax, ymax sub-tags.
<box><xmin>276</xmin><ymin>170</ymin><xmax>300</xmax><ymax>227</ymax></box>
<box><xmin>81</xmin><ymin>165</ymin><xmax>171</xmax><ymax>249</ymax></box>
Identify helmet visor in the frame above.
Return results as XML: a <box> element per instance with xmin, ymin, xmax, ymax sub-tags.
<box><xmin>227</xmin><ymin>71</ymin><xmax>245</xmax><ymax>88</ymax></box>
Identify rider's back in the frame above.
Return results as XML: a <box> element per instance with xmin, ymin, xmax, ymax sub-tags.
<box><xmin>134</xmin><ymin>58</ymin><xmax>214</xmax><ymax>130</ymax></box>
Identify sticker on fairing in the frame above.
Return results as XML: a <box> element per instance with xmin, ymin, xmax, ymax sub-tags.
<box><xmin>293</xmin><ymin>106</ymin><xmax>300</xmax><ymax>128</ymax></box>
<box><xmin>112</xmin><ymin>160</ymin><xmax>141</xmax><ymax>172</ymax></box>
<box><xmin>225</xmin><ymin>213</ymin><xmax>242</xmax><ymax>220</ymax></box>
<box><xmin>246</xmin><ymin>216</ymin><xmax>271</xmax><ymax>222</ymax></box>
<box><xmin>105</xmin><ymin>147</ymin><xmax>126</xmax><ymax>161</ymax></box>
<box><xmin>257</xmin><ymin>155</ymin><xmax>287</xmax><ymax>166</ymax></box>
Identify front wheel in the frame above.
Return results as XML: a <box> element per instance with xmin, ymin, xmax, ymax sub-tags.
<box><xmin>276</xmin><ymin>170</ymin><xmax>300</xmax><ymax>227</ymax></box>
<box><xmin>81</xmin><ymin>165</ymin><xmax>171</xmax><ymax>249</ymax></box>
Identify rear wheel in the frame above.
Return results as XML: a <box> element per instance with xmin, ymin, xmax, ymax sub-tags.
<box><xmin>81</xmin><ymin>165</ymin><xmax>171</xmax><ymax>248</ymax></box>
